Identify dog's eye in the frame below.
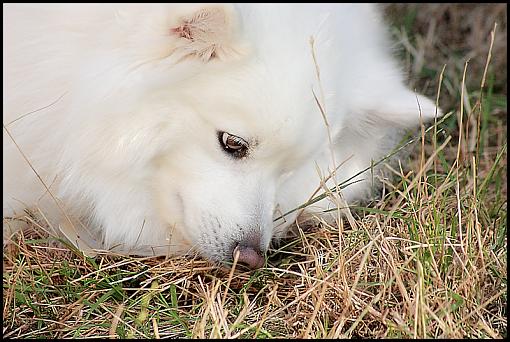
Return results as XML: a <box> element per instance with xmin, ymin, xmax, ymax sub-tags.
<box><xmin>218</xmin><ymin>131</ymin><xmax>249</xmax><ymax>158</ymax></box>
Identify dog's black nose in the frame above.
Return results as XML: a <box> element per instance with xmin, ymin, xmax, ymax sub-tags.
<box><xmin>233</xmin><ymin>244</ymin><xmax>265</xmax><ymax>269</ymax></box>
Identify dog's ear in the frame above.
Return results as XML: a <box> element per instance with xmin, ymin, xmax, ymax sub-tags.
<box><xmin>361</xmin><ymin>87</ymin><xmax>442</xmax><ymax>128</ymax></box>
<box><xmin>170</xmin><ymin>5</ymin><xmax>240</xmax><ymax>62</ymax></box>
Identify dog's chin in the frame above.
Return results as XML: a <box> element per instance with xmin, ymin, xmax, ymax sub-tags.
<box><xmin>185</xmin><ymin>246</ymin><xmax>229</xmax><ymax>268</ymax></box>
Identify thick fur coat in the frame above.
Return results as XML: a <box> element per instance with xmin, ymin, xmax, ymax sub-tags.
<box><xmin>3</xmin><ymin>4</ymin><xmax>440</xmax><ymax>264</ymax></box>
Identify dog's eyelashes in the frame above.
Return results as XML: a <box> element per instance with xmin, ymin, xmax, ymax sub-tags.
<box><xmin>218</xmin><ymin>131</ymin><xmax>249</xmax><ymax>158</ymax></box>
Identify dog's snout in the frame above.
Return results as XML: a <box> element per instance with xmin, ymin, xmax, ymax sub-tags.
<box><xmin>233</xmin><ymin>244</ymin><xmax>265</xmax><ymax>269</ymax></box>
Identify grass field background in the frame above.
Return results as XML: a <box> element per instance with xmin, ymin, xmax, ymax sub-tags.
<box><xmin>3</xmin><ymin>4</ymin><xmax>507</xmax><ymax>338</ymax></box>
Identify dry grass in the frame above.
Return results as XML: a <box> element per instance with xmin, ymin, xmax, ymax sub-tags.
<box><xmin>3</xmin><ymin>4</ymin><xmax>507</xmax><ymax>339</ymax></box>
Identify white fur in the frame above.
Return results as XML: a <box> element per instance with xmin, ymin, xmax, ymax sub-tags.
<box><xmin>3</xmin><ymin>4</ymin><xmax>440</xmax><ymax>262</ymax></box>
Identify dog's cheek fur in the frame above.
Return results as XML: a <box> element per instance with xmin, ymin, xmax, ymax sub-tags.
<box><xmin>153</xmin><ymin>146</ymin><xmax>278</xmax><ymax>259</ymax></box>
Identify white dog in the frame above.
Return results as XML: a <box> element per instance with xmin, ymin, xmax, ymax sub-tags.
<box><xmin>3</xmin><ymin>4</ymin><xmax>440</xmax><ymax>268</ymax></box>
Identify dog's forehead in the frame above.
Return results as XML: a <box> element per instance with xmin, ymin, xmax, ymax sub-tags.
<box><xmin>188</xmin><ymin>61</ymin><xmax>321</xmax><ymax>132</ymax></box>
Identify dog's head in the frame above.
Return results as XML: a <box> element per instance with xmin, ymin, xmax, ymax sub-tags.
<box><xmin>113</xmin><ymin>4</ymin><xmax>440</xmax><ymax>268</ymax></box>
